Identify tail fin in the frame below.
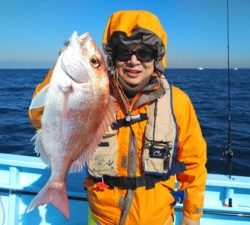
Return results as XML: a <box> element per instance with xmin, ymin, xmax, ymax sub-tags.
<box><xmin>26</xmin><ymin>180</ymin><xmax>69</xmax><ymax>219</ymax></box>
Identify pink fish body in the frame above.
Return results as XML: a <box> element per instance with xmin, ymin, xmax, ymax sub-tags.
<box><xmin>27</xmin><ymin>31</ymin><xmax>115</xmax><ymax>219</ymax></box>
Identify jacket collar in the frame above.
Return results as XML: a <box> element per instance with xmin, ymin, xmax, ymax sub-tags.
<box><xmin>110</xmin><ymin>74</ymin><xmax>166</xmax><ymax>114</ymax></box>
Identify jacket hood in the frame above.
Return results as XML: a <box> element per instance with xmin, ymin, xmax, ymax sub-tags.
<box><xmin>102</xmin><ymin>10</ymin><xmax>167</xmax><ymax>72</ymax></box>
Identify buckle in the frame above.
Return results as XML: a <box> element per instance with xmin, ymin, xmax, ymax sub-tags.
<box><xmin>103</xmin><ymin>175</ymin><xmax>114</xmax><ymax>189</ymax></box>
<box><xmin>92</xmin><ymin>175</ymin><xmax>164</xmax><ymax>190</ymax></box>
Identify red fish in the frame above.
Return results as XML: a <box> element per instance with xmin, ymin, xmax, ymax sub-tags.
<box><xmin>27</xmin><ymin>31</ymin><xmax>116</xmax><ymax>219</ymax></box>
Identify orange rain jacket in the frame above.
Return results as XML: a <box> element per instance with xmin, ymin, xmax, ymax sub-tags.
<box><xmin>29</xmin><ymin>10</ymin><xmax>207</xmax><ymax>225</ymax></box>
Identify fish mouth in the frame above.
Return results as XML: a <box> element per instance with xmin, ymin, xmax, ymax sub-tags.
<box><xmin>61</xmin><ymin>62</ymin><xmax>89</xmax><ymax>84</ymax></box>
<box><xmin>79</xmin><ymin>32</ymin><xmax>92</xmax><ymax>47</ymax></box>
<box><xmin>60</xmin><ymin>32</ymin><xmax>91</xmax><ymax>84</ymax></box>
<box><xmin>61</xmin><ymin>58</ymin><xmax>90</xmax><ymax>84</ymax></box>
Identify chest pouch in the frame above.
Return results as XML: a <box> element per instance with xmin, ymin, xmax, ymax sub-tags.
<box><xmin>143</xmin><ymin>138</ymin><xmax>175</xmax><ymax>175</ymax></box>
<box><xmin>148</xmin><ymin>141</ymin><xmax>173</xmax><ymax>170</ymax></box>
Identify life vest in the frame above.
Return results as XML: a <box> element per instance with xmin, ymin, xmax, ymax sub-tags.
<box><xmin>87</xmin><ymin>77</ymin><xmax>185</xmax><ymax>189</ymax></box>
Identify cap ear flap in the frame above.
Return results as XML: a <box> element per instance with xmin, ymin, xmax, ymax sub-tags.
<box><xmin>106</xmin><ymin>55</ymin><xmax>115</xmax><ymax>77</ymax></box>
<box><xmin>154</xmin><ymin>59</ymin><xmax>164</xmax><ymax>74</ymax></box>
<box><xmin>106</xmin><ymin>55</ymin><xmax>113</xmax><ymax>67</ymax></box>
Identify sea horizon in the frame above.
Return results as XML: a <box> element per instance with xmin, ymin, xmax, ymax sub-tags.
<box><xmin>0</xmin><ymin>68</ymin><xmax>249</xmax><ymax>176</ymax></box>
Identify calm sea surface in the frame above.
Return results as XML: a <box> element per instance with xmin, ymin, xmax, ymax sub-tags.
<box><xmin>0</xmin><ymin>69</ymin><xmax>249</xmax><ymax>176</ymax></box>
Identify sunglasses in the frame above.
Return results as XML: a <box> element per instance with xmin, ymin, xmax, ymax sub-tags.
<box><xmin>114</xmin><ymin>45</ymin><xmax>156</xmax><ymax>62</ymax></box>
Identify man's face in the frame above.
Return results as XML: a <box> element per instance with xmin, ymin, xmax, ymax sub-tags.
<box><xmin>114</xmin><ymin>44</ymin><xmax>155</xmax><ymax>86</ymax></box>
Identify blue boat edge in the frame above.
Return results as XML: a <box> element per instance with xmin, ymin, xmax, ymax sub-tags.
<box><xmin>0</xmin><ymin>153</ymin><xmax>250</xmax><ymax>225</ymax></box>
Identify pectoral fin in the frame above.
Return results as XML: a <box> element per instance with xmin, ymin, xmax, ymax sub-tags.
<box><xmin>29</xmin><ymin>84</ymin><xmax>50</xmax><ymax>110</ymax></box>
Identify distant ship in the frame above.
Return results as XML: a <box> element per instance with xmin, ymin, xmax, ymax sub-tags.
<box><xmin>198</xmin><ymin>67</ymin><xmax>204</xmax><ymax>70</ymax></box>
<box><xmin>233</xmin><ymin>67</ymin><xmax>238</xmax><ymax>70</ymax></box>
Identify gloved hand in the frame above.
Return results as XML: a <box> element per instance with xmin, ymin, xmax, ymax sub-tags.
<box><xmin>181</xmin><ymin>216</ymin><xmax>200</xmax><ymax>225</ymax></box>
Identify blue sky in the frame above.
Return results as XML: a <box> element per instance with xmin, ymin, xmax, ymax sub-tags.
<box><xmin>0</xmin><ymin>0</ymin><xmax>249</xmax><ymax>69</ymax></box>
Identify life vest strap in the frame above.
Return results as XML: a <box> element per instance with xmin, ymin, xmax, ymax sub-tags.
<box><xmin>90</xmin><ymin>161</ymin><xmax>185</xmax><ymax>190</ymax></box>
<box><xmin>90</xmin><ymin>174</ymin><xmax>168</xmax><ymax>190</ymax></box>
<box><xmin>112</xmin><ymin>113</ymin><xmax>148</xmax><ymax>130</ymax></box>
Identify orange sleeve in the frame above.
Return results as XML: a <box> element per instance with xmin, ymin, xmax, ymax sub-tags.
<box><xmin>172</xmin><ymin>86</ymin><xmax>207</xmax><ymax>221</ymax></box>
<box><xmin>28</xmin><ymin>68</ymin><xmax>54</xmax><ymax>129</ymax></box>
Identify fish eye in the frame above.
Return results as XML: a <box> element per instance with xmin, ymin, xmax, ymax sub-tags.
<box><xmin>90</xmin><ymin>56</ymin><xmax>100</xmax><ymax>68</ymax></box>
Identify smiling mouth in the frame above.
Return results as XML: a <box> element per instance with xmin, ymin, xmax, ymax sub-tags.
<box><xmin>124</xmin><ymin>69</ymin><xmax>142</xmax><ymax>77</ymax></box>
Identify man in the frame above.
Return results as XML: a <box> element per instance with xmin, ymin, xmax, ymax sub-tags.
<box><xmin>29</xmin><ymin>10</ymin><xmax>207</xmax><ymax>225</ymax></box>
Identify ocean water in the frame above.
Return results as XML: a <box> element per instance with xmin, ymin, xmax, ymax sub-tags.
<box><xmin>0</xmin><ymin>69</ymin><xmax>249</xmax><ymax>176</ymax></box>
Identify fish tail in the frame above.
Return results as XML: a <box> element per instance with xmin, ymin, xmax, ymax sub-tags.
<box><xmin>26</xmin><ymin>181</ymin><xmax>69</xmax><ymax>219</ymax></box>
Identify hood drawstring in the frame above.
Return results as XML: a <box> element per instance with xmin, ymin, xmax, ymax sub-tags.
<box><xmin>108</xmin><ymin>59</ymin><xmax>130</xmax><ymax>115</ymax></box>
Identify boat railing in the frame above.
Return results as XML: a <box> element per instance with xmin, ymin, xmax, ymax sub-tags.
<box><xmin>1</xmin><ymin>153</ymin><xmax>250</xmax><ymax>225</ymax></box>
